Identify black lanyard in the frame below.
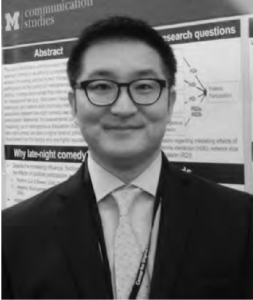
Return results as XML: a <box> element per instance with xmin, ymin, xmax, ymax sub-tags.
<box><xmin>84</xmin><ymin>154</ymin><xmax>164</xmax><ymax>299</ymax></box>
<box><xmin>129</xmin><ymin>193</ymin><xmax>162</xmax><ymax>299</ymax></box>
<box><xmin>84</xmin><ymin>156</ymin><xmax>114</xmax><ymax>299</ymax></box>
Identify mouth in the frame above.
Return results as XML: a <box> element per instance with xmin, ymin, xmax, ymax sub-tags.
<box><xmin>104</xmin><ymin>125</ymin><xmax>143</xmax><ymax>130</ymax></box>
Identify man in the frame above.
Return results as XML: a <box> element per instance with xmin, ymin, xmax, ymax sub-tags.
<box><xmin>2</xmin><ymin>16</ymin><xmax>253</xmax><ymax>299</ymax></box>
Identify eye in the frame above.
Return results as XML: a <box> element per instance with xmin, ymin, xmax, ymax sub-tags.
<box><xmin>88</xmin><ymin>81</ymin><xmax>114</xmax><ymax>92</ymax></box>
<box><xmin>137</xmin><ymin>84</ymin><xmax>153</xmax><ymax>90</ymax></box>
<box><xmin>133</xmin><ymin>80</ymin><xmax>157</xmax><ymax>93</ymax></box>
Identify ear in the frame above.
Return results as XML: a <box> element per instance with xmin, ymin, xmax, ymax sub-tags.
<box><xmin>166</xmin><ymin>88</ymin><xmax>176</xmax><ymax>124</ymax></box>
<box><xmin>68</xmin><ymin>90</ymin><xmax>78</xmax><ymax>124</ymax></box>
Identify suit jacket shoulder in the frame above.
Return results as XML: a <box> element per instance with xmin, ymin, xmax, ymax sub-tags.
<box><xmin>2</xmin><ymin>163</ymin><xmax>85</xmax><ymax>226</ymax></box>
<box><xmin>165</xmin><ymin>159</ymin><xmax>252</xmax><ymax>210</ymax></box>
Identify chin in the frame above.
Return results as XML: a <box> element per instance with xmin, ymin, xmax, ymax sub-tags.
<box><xmin>107</xmin><ymin>147</ymin><xmax>142</xmax><ymax>159</ymax></box>
<box><xmin>97</xmin><ymin>144</ymin><xmax>143</xmax><ymax>162</ymax></box>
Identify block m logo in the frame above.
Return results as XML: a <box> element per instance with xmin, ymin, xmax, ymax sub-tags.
<box><xmin>5</xmin><ymin>12</ymin><xmax>20</xmax><ymax>31</ymax></box>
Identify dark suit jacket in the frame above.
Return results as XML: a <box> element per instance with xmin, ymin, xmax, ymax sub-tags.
<box><xmin>2</xmin><ymin>154</ymin><xmax>253</xmax><ymax>299</ymax></box>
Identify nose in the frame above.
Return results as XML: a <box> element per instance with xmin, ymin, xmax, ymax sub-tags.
<box><xmin>110</xmin><ymin>87</ymin><xmax>138</xmax><ymax>116</ymax></box>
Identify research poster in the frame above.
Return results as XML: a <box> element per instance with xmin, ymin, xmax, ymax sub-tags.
<box><xmin>156</xmin><ymin>19</ymin><xmax>245</xmax><ymax>190</ymax></box>
<box><xmin>3</xmin><ymin>41</ymin><xmax>88</xmax><ymax>207</ymax></box>
<box><xmin>2</xmin><ymin>0</ymin><xmax>94</xmax><ymax>208</ymax></box>
<box><xmin>2</xmin><ymin>2</ymin><xmax>252</xmax><ymax>208</ymax></box>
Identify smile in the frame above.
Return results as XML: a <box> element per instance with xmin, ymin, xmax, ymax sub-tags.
<box><xmin>104</xmin><ymin>125</ymin><xmax>143</xmax><ymax>130</ymax></box>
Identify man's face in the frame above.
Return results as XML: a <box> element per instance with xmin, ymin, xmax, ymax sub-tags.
<box><xmin>69</xmin><ymin>40</ymin><xmax>176</xmax><ymax>166</ymax></box>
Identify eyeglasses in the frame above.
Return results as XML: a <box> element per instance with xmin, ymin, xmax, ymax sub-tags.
<box><xmin>74</xmin><ymin>78</ymin><xmax>167</xmax><ymax>106</ymax></box>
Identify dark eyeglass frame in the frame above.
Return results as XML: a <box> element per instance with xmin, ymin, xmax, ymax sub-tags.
<box><xmin>74</xmin><ymin>78</ymin><xmax>168</xmax><ymax>106</ymax></box>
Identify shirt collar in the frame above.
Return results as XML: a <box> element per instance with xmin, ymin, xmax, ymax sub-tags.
<box><xmin>87</xmin><ymin>152</ymin><xmax>162</xmax><ymax>202</ymax></box>
<box><xmin>131</xmin><ymin>153</ymin><xmax>161</xmax><ymax>197</ymax></box>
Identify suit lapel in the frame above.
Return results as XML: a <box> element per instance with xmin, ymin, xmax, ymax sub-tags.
<box><xmin>53</xmin><ymin>164</ymin><xmax>111</xmax><ymax>299</ymax></box>
<box><xmin>150</xmin><ymin>155</ymin><xmax>200</xmax><ymax>299</ymax></box>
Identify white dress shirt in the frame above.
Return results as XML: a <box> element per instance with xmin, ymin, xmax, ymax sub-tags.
<box><xmin>87</xmin><ymin>152</ymin><xmax>162</xmax><ymax>297</ymax></box>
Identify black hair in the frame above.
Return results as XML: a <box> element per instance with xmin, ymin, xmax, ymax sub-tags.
<box><xmin>67</xmin><ymin>16</ymin><xmax>177</xmax><ymax>89</ymax></box>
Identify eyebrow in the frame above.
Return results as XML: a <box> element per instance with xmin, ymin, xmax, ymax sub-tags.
<box><xmin>87</xmin><ymin>70</ymin><xmax>115</xmax><ymax>78</ymax></box>
<box><xmin>133</xmin><ymin>69</ymin><xmax>162</xmax><ymax>78</ymax></box>
<box><xmin>87</xmin><ymin>69</ymin><xmax>162</xmax><ymax>79</ymax></box>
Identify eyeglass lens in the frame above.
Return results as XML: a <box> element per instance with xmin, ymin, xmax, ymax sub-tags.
<box><xmin>85</xmin><ymin>79</ymin><xmax>162</xmax><ymax>105</ymax></box>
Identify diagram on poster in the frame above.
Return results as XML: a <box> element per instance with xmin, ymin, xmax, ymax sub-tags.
<box><xmin>158</xmin><ymin>20</ymin><xmax>243</xmax><ymax>167</ymax></box>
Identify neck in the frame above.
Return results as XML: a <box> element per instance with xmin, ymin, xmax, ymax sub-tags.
<box><xmin>89</xmin><ymin>150</ymin><xmax>161</xmax><ymax>183</ymax></box>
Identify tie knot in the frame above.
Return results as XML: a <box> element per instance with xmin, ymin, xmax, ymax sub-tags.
<box><xmin>113</xmin><ymin>186</ymin><xmax>140</xmax><ymax>216</ymax></box>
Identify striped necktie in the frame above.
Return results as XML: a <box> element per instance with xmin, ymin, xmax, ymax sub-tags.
<box><xmin>113</xmin><ymin>186</ymin><xmax>149</xmax><ymax>299</ymax></box>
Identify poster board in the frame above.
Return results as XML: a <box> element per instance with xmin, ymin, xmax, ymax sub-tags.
<box><xmin>2</xmin><ymin>3</ymin><xmax>253</xmax><ymax>208</ymax></box>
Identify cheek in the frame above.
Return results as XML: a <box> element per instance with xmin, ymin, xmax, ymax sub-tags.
<box><xmin>143</xmin><ymin>103</ymin><xmax>170</xmax><ymax>141</ymax></box>
<box><xmin>76</xmin><ymin>109</ymin><xmax>101</xmax><ymax>146</ymax></box>
<box><xmin>76</xmin><ymin>101</ymin><xmax>103</xmax><ymax>126</ymax></box>
<box><xmin>144</xmin><ymin>101</ymin><xmax>169</xmax><ymax>125</ymax></box>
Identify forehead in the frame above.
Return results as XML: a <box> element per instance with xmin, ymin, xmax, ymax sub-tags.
<box><xmin>79</xmin><ymin>39</ymin><xmax>165</xmax><ymax>79</ymax></box>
